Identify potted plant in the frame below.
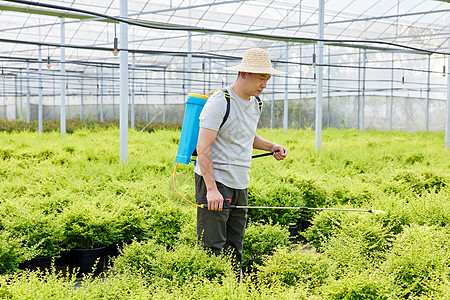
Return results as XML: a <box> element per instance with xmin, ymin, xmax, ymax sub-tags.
<box><xmin>60</xmin><ymin>202</ymin><xmax>119</xmax><ymax>276</ymax></box>
<box><xmin>7</xmin><ymin>210</ymin><xmax>63</xmax><ymax>271</ymax></box>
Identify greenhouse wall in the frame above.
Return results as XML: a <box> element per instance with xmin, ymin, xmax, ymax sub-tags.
<box><xmin>1</xmin><ymin>95</ymin><xmax>446</xmax><ymax>132</ymax></box>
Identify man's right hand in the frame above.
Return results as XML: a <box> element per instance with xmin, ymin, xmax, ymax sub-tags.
<box><xmin>206</xmin><ymin>188</ymin><xmax>224</xmax><ymax>211</ymax></box>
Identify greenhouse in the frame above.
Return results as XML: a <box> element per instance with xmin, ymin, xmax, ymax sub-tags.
<box><xmin>1</xmin><ymin>0</ymin><xmax>450</xmax><ymax>299</ymax></box>
<box><xmin>1</xmin><ymin>0</ymin><xmax>449</xmax><ymax>130</ymax></box>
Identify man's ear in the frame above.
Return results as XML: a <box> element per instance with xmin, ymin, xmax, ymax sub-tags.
<box><xmin>239</xmin><ymin>72</ymin><xmax>248</xmax><ymax>79</ymax></box>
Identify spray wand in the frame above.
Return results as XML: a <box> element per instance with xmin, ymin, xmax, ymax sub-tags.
<box><xmin>173</xmin><ymin>162</ymin><xmax>387</xmax><ymax>215</ymax></box>
<box><xmin>201</xmin><ymin>198</ymin><xmax>387</xmax><ymax>214</ymax></box>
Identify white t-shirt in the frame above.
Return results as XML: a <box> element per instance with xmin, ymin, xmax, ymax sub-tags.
<box><xmin>194</xmin><ymin>86</ymin><xmax>262</xmax><ymax>189</ymax></box>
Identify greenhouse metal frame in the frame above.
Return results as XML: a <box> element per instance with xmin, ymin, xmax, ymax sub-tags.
<box><xmin>0</xmin><ymin>0</ymin><xmax>449</xmax><ymax>159</ymax></box>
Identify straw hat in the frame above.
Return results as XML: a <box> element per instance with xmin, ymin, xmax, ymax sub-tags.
<box><xmin>224</xmin><ymin>48</ymin><xmax>285</xmax><ymax>75</ymax></box>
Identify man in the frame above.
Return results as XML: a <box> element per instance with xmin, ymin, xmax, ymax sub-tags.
<box><xmin>194</xmin><ymin>48</ymin><xmax>288</xmax><ymax>275</ymax></box>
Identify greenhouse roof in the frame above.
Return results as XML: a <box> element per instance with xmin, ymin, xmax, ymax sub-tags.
<box><xmin>0</xmin><ymin>0</ymin><xmax>448</xmax><ymax>70</ymax></box>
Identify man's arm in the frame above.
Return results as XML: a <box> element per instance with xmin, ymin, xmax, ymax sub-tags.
<box><xmin>253</xmin><ymin>134</ymin><xmax>288</xmax><ymax>161</ymax></box>
<box><xmin>197</xmin><ymin>127</ymin><xmax>224</xmax><ymax>211</ymax></box>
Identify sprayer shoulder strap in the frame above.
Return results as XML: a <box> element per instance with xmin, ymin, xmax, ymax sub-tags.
<box><xmin>219</xmin><ymin>89</ymin><xmax>262</xmax><ymax>129</ymax></box>
<box><xmin>219</xmin><ymin>89</ymin><xmax>231</xmax><ymax>129</ymax></box>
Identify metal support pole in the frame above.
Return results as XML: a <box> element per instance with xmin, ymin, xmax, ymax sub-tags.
<box><xmin>112</xmin><ymin>68</ymin><xmax>115</xmax><ymax>119</ymax></box>
<box><xmin>119</xmin><ymin>0</ymin><xmax>129</xmax><ymax>163</ymax></box>
<box><xmin>100</xmin><ymin>66</ymin><xmax>104</xmax><ymax>122</ymax></box>
<box><xmin>14</xmin><ymin>74</ymin><xmax>18</xmax><ymax>120</ymax></box>
<box><xmin>390</xmin><ymin>53</ymin><xmax>394</xmax><ymax>130</ymax></box>
<box><xmin>187</xmin><ymin>32</ymin><xmax>192</xmax><ymax>95</ymax></box>
<box><xmin>19</xmin><ymin>70</ymin><xmax>23</xmax><ymax>121</ymax></box>
<box><xmin>80</xmin><ymin>77</ymin><xmax>84</xmax><ymax>120</ymax></box>
<box><xmin>96</xmin><ymin>66</ymin><xmax>99</xmax><ymax>119</ymax></box>
<box><xmin>446</xmin><ymin>25</ymin><xmax>450</xmax><ymax>149</ymax></box>
<box><xmin>27</xmin><ymin>61</ymin><xmax>30</xmax><ymax>123</ymax></box>
<box><xmin>163</xmin><ymin>68</ymin><xmax>166</xmax><ymax>123</ymax></box>
<box><xmin>361</xmin><ymin>49</ymin><xmax>366</xmax><ymax>131</ymax></box>
<box><xmin>2</xmin><ymin>71</ymin><xmax>5</xmax><ymax>120</ymax></box>
<box><xmin>357</xmin><ymin>49</ymin><xmax>361</xmax><ymax>128</ymax></box>
<box><xmin>60</xmin><ymin>17</ymin><xmax>66</xmax><ymax>136</ymax></box>
<box><xmin>284</xmin><ymin>42</ymin><xmax>289</xmax><ymax>132</ymax></box>
<box><xmin>131</xmin><ymin>52</ymin><xmax>135</xmax><ymax>130</ymax></box>
<box><xmin>299</xmin><ymin>45</ymin><xmax>302</xmax><ymax>129</ymax></box>
<box><xmin>315</xmin><ymin>0</ymin><xmax>325</xmax><ymax>154</ymax></box>
<box><xmin>327</xmin><ymin>48</ymin><xmax>330</xmax><ymax>128</ymax></box>
<box><xmin>145</xmin><ymin>70</ymin><xmax>148</xmax><ymax>122</ymax></box>
<box><xmin>299</xmin><ymin>0</ymin><xmax>302</xmax><ymax>129</ymax></box>
<box><xmin>38</xmin><ymin>45</ymin><xmax>43</xmax><ymax>134</ymax></box>
<box><xmin>271</xmin><ymin>69</ymin><xmax>275</xmax><ymax>129</ymax></box>
<box><xmin>208</xmin><ymin>58</ymin><xmax>212</xmax><ymax>92</ymax></box>
<box><xmin>426</xmin><ymin>54</ymin><xmax>431</xmax><ymax>132</ymax></box>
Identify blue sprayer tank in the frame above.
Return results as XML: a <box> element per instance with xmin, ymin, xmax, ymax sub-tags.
<box><xmin>175</xmin><ymin>93</ymin><xmax>209</xmax><ymax>165</ymax></box>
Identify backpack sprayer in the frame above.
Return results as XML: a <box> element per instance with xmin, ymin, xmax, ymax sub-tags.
<box><xmin>173</xmin><ymin>92</ymin><xmax>387</xmax><ymax>215</ymax></box>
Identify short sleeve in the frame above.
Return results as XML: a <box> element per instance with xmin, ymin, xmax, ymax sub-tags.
<box><xmin>199</xmin><ymin>91</ymin><xmax>227</xmax><ymax>132</ymax></box>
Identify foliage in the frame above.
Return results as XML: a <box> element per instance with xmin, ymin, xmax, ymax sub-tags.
<box><xmin>113</xmin><ymin>240</ymin><xmax>235</xmax><ymax>285</ymax></box>
<box><xmin>380</xmin><ymin>224</ymin><xmax>450</xmax><ymax>299</ymax></box>
<box><xmin>60</xmin><ymin>201</ymin><xmax>120</xmax><ymax>249</ymax></box>
<box><xmin>256</xmin><ymin>246</ymin><xmax>330</xmax><ymax>289</ymax></box>
<box><xmin>248</xmin><ymin>174</ymin><xmax>329</xmax><ymax>225</ymax></box>
<box><xmin>242</xmin><ymin>222</ymin><xmax>291</xmax><ymax>270</ymax></box>
<box><xmin>320</xmin><ymin>270</ymin><xmax>390</xmax><ymax>300</ymax></box>
<box><xmin>0</xmin><ymin>232</ymin><xmax>27</xmax><ymax>274</ymax></box>
<box><xmin>0</xmin><ymin>268</ymin><xmax>313</xmax><ymax>299</ymax></box>
<box><xmin>0</xmin><ymin>119</ymin><xmax>180</xmax><ymax>134</ymax></box>
<box><xmin>1</xmin><ymin>127</ymin><xmax>450</xmax><ymax>297</ymax></box>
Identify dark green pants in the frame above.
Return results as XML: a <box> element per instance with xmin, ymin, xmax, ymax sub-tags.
<box><xmin>195</xmin><ymin>174</ymin><xmax>248</xmax><ymax>267</ymax></box>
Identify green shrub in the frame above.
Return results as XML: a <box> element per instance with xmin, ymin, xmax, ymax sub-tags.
<box><xmin>329</xmin><ymin>179</ymin><xmax>381</xmax><ymax>207</ymax></box>
<box><xmin>303</xmin><ymin>211</ymin><xmax>343</xmax><ymax>251</ymax></box>
<box><xmin>304</xmin><ymin>210</ymin><xmax>393</xmax><ymax>256</ymax></box>
<box><xmin>1</xmin><ymin>200</ymin><xmax>63</xmax><ymax>258</ymax></box>
<box><xmin>0</xmin><ymin>231</ymin><xmax>27</xmax><ymax>274</ymax></box>
<box><xmin>113</xmin><ymin>240</ymin><xmax>235</xmax><ymax>284</ymax></box>
<box><xmin>242</xmin><ymin>222</ymin><xmax>291</xmax><ymax>270</ymax></box>
<box><xmin>385</xmin><ymin>169</ymin><xmax>448</xmax><ymax>196</ymax></box>
<box><xmin>381</xmin><ymin>224</ymin><xmax>450</xmax><ymax>298</ymax></box>
<box><xmin>0</xmin><ymin>268</ymin><xmax>313</xmax><ymax>299</ymax></box>
<box><xmin>256</xmin><ymin>247</ymin><xmax>330</xmax><ymax>289</ymax></box>
<box><xmin>176</xmin><ymin>218</ymin><xmax>197</xmax><ymax>246</ymax></box>
<box><xmin>248</xmin><ymin>174</ymin><xmax>329</xmax><ymax>225</ymax></box>
<box><xmin>113</xmin><ymin>201</ymin><xmax>150</xmax><ymax>242</ymax></box>
<box><xmin>0</xmin><ymin>120</ymin><xmax>181</xmax><ymax>133</ymax></box>
<box><xmin>320</xmin><ymin>270</ymin><xmax>390</xmax><ymax>300</ymax></box>
<box><xmin>60</xmin><ymin>201</ymin><xmax>120</xmax><ymax>249</ymax></box>
<box><xmin>144</xmin><ymin>202</ymin><xmax>192</xmax><ymax>247</ymax></box>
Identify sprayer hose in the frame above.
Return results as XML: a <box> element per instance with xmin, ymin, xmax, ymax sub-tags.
<box><xmin>173</xmin><ymin>163</ymin><xmax>202</xmax><ymax>208</ymax></box>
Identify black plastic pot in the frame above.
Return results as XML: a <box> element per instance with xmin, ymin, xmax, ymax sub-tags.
<box><xmin>71</xmin><ymin>246</ymin><xmax>106</xmax><ymax>276</ymax></box>
<box><xmin>296</xmin><ymin>218</ymin><xmax>312</xmax><ymax>231</ymax></box>
<box><xmin>288</xmin><ymin>224</ymin><xmax>298</xmax><ymax>237</ymax></box>
<box><xmin>19</xmin><ymin>255</ymin><xmax>52</xmax><ymax>271</ymax></box>
<box><xmin>104</xmin><ymin>242</ymin><xmax>124</xmax><ymax>268</ymax></box>
<box><xmin>54</xmin><ymin>250</ymin><xmax>71</xmax><ymax>266</ymax></box>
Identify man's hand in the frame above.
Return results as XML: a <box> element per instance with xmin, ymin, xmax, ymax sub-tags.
<box><xmin>207</xmin><ymin>188</ymin><xmax>224</xmax><ymax>211</ymax></box>
<box><xmin>272</xmin><ymin>144</ymin><xmax>288</xmax><ymax>161</ymax></box>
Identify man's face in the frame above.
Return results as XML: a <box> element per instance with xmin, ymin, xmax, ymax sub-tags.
<box><xmin>245</xmin><ymin>73</ymin><xmax>271</xmax><ymax>97</ymax></box>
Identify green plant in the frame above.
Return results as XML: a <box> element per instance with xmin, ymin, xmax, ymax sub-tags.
<box><xmin>1</xmin><ymin>201</ymin><xmax>63</xmax><ymax>259</ymax></box>
<box><xmin>144</xmin><ymin>202</ymin><xmax>193</xmax><ymax>248</ymax></box>
<box><xmin>380</xmin><ymin>224</ymin><xmax>450</xmax><ymax>299</ymax></box>
<box><xmin>386</xmin><ymin>169</ymin><xmax>448</xmax><ymax>196</ymax></box>
<box><xmin>0</xmin><ymin>231</ymin><xmax>27</xmax><ymax>274</ymax></box>
<box><xmin>113</xmin><ymin>240</ymin><xmax>235</xmax><ymax>284</ymax></box>
<box><xmin>60</xmin><ymin>201</ymin><xmax>119</xmax><ymax>249</ymax></box>
<box><xmin>256</xmin><ymin>246</ymin><xmax>330</xmax><ymax>289</ymax></box>
<box><xmin>320</xmin><ymin>270</ymin><xmax>390</xmax><ymax>300</ymax></box>
<box><xmin>242</xmin><ymin>222</ymin><xmax>291</xmax><ymax>270</ymax></box>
